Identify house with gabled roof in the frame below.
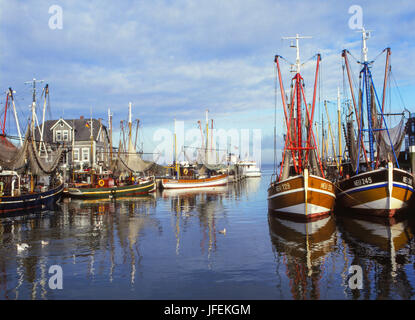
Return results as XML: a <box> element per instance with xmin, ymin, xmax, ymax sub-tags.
<box><xmin>35</xmin><ymin>115</ymin><xmax>111</xmax><ymax>168</ymax></box>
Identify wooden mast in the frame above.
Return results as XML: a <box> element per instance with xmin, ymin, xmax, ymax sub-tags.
<box><xmin>8</xmin><ymin>88</ymin><xmax>23</xmax><ymax>146</ymax></box>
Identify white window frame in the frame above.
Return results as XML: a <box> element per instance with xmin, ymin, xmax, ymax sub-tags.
<box><xmin>73</xmin><ymin>148</ymin><xmax>79</xmax><ymax>162</ymax></box>
<box><xmin>63</xmin><ymin>130</ymin><xmax>69</xmax><ymax>141</ymax></box>
<box><xmin>56</xmin><ymin>130</ymin><xmax>62</xmax><ymax>141</ymax></box>
<box><xmin>82</xmin><ymin>148</ymin><xmax>89</xmax><ymax>162</ymax></box>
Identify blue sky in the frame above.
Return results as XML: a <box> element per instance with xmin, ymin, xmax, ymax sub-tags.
<box><xmin>1</xmin><ymin>0</ymin><xmax>414</xmax><ymax>164</ymax></box>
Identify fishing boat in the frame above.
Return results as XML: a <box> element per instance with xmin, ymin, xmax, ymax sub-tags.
<box><xmin>161</xmin><ymin>112</ymin><xmax>228</xmax><ymax>190</ymax></box>
<box><xmin>0</xmin><ymin>169</ymin><xmax>63</xmax><ymax>214</ymax></box>
<box><xmin>66</xmin><ymin>103</ymin><xmax>156</xmax><ymax>199</ymax></box>
<box><xmin>161</xmin><ymin>173</ymin><xmax>228</xmax><ymax>189</ymax></box>
<box><xmin>268</xmin><ymin>34</ymin><xmax>335</xmax><ymax>221</ymax></box>
<box><xmin>66</xmin><ymin>170</ymin><xmax>155</xmax><ymax>199</ymax></box>
<box><xmin>237</xmin><ymin>160</ymin><xmax>261</xmax><ymax>177</ymax></box>
<box><xmin>0</xmin><ymin>83</ymin><xmax>64</xmax><ymax>214</ymax></box>
<box><xmin>336</xmin><ymin>29</ymin><xmax>413</xmax><ymax>217</ymax></box>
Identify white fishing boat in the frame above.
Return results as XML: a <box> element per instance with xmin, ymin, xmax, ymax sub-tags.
<box><xmin>162</xmin><ymin>111</ymin><xmax>229</xmax><ymax>190</ymax></box>
<box><xmin>237</xmin><ymin>160</ymin><xmax>261</xmax><ymax>177</ymax></box>
<box><xmin>161</xmin><ymin>173</ymin><xmax>228</xmax><ymax>189</ymax></box>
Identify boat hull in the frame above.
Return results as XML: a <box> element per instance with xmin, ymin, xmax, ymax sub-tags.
<box><xmin>161</xmin><ymin>174</ymin><xmax>228</xmax><ymax>189</ymax></box>
<box><xmin>244</xmin><ymin>171</ymin><xmax>261</xmax><ymax>177</ymax></box>
<box><xmin>268</xmin><ymin>172</ymin><xmax>336</xmax><ymax>221</ymax></box>
<box><xmin>0</xmin><ymin>183</ymin><xmax>64</xmax><ymax>214</ymax></box>
<box><xmin>67</xmin><ymin>180</ymin><xmax>156</xmax><ymax>199</ymax></box>
<box><xmin>336</xmin><ymin>166</ymin><xmax>414</xmax><ymax>217</ymax></box>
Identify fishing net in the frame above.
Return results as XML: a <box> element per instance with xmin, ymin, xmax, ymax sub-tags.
<box><xmin>111</xmin><ymin>139</ymin><xmax>154</xmax><ymax>175</ymax></box>
<box><xmin>196</xmin><ymin>147</ymin><xmax>227</xmax><ymax>171</ymax></box>
<box><xmin>0</xmin><ymin>125</ymin><xmax>64</xmax><ymax>175</ymax></box>
<box><xmin>375</xmin><ymin>117</ymin><xmax>406</xmax><ymax>163</ymax></box>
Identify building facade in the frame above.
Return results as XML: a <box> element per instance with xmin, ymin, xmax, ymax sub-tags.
<box><xmin>35</xmin><ymin>116</ymin><xmax>111</xmax><ymax>169</ymax></box>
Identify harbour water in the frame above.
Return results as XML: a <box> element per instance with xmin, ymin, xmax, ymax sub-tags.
<box><xmin>0</xmin><ymin>165</ymin><xmax>415</xmax><ymax>300</ymax></box>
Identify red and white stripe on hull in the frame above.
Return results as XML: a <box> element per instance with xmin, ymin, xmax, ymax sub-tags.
<box><xmin>267</xmin><ymin>169</ymin><xmax>336</xmax><ymax>221</ymax></box>
<box><xmin>161</xmin><ymin>174</ymin><xmax>228</xmax><ymax>189</ymax></box>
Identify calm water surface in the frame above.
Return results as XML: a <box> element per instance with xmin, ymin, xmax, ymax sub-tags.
<box><xmin>1</xmin><ymin>165</ymin><xmax>415</xmax><ymax>300</ymax></box>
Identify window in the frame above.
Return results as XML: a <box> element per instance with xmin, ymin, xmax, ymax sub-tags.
<box><xmin>73</xmin><ymin>148</ymin><xmax>79</xmax><ymax>161</ymax></box>
<box><xmin>63</xmin><ymin>130</ymin><xmax>69</xmax><ymax>141</ymax></box>
<box><xmin>82</xmin><ymin>148</ymin><xmax>89</xmax><ymax>162</ymax></box>
<box><xmin>97</xmin><ymin>147</ymin><xmax>102</xmax><ymax>161</ymax></box>
<box><xmin>56</xmin><ymin>130</ymin><xmax>62</xmax><ymax>141</ymax></box>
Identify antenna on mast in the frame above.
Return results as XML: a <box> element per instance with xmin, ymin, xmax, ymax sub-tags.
<box><xmin>357</xmin><ymin>27</ymin><xmax>373</xmax><ymax>63</ymax></box>
<box><xmin>282</xmin><ymin>34</ymin><xmax>312</xmax><ymax>73</ymax></box>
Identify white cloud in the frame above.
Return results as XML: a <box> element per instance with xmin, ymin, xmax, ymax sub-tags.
<box><xmin>1</xmin><ymin>0</ymin><xmax>415</xmax><ymax>164</ymax></box>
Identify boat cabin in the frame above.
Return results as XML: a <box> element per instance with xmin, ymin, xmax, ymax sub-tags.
<box><xmin>71</xmin><ymin>169</ymin><xmax>115</xmax><ymax>188</ymax></box>
<box><xmin>0</xmin><ymin>170</ymin><xmax>21</xmax><ymax>197</ymax></box>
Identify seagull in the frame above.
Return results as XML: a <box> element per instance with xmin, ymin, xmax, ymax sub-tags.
<box><xmin>16</xmin><ymin>243</ymin><xmax>29</xmax><ymax>252</ymax></box>
<box><xmin>218</xmin><ymin>228</ymin><xmax>226</xmax><ymax>235</ymax></box>
<box><xmin>41</xmin><ymin>240</ymin><xmax>49</xmax><ymax>246</ymax></box>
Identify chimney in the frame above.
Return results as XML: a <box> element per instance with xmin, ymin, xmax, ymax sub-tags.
<box><xmin>80</xmin><ymin>115</ymin><xmax>84</xmax><ymax>120</ymax></box>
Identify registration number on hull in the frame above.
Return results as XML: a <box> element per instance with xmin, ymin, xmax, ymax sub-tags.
<box><xmin>275</xmin><ymin>183</ymin><xmax>290</xmax><ymax>192</ymax></box>
<box><xmin>320</xmin><ymin>182</ymin><xmax>333</xmax><ymax>191</ymax></box>
<box><xmin>353</xmin><ymin>177</ymin><xmax>372</xmax><ymax>187</ymax></box>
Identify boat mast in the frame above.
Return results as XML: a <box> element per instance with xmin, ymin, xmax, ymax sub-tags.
<box><xmin>174</xmin><ymin>118</ymin><xmax>178</xmax><ymax>178</ymax></box>
<box><xmin>375</xmin><ymin>47</ymin><xmax>391</xmax><ymax>169</ymax></box>
<box><xmin>38</xmin><ymin>84</ymin><xmax>49</xmax><ymax>158</ymax></box>
<box><xmin>284</xmin><ymin>34</ymin><xmax>308</xmax><ymax>171</ymax></box>
<box><xmin>24</xmin><ymin>78</ymin><xmax>44</xmax><ymax>139</ymax></box>
<box><xmin>90</xmin><ymin>108</ymin><xmax>94</xmax><ymax>168</ymax></box>
<box><xmin>337</xmin><ymin>87</ymin><xmax>342</xmax><ymax>172</ymax></box>
<box><xmin>360</xmin><ymin>28</ymin><xmax>376</xmax><ymax>169</ymax></box>
<box><xmin>276</xmin><ymin>34</ymin><xmax>324</xmax><ymax>177</ymax></box>
<box><xmin>205</xmin><ymin>109</ymin><xmax>209</xmax><ymax>162</ymax></box>
<box><xmin>108</xmin><ymin>108</ymin><xmax>113</xmax><ymax>165</ymax></box>
<box><xmin>127</xmin><ymin>102</ymin><xmax>132</xmax><ymax>173</ymax></box>
<box><xmin>128</xmin><ymin>102</ymin><xmax>132</xmax><ymax>152</ymax></box>
<box><xmin>8</xmin><ymin>88</ymin><xmax>23</xmax><ymax>146</ymax></box>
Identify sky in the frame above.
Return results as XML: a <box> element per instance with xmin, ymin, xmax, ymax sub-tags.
<box><xmin>1</xmin><ymin>0</ymin><xmax>414</xmax><ymax>165</ymax></box>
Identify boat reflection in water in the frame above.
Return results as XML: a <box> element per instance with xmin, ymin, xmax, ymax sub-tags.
<box><xmin>268</xmin><ymin>212</ymin><xmax>336</xmax><ymax>299</ymax></box>
<box><xmin>161</xmin><ymin>186</ymin><xmax>228</xmax><ymax>256</ymax></box>
<box><xmin>0</xmin><ymin>195</ymin><xmax>160</xmax><ymax>299</ymax></box>
<box><xmin>336</xmin><ymin>211</ymin><xmax>413</xmax><ymax>299</ymax></box>
<box><xmin>229</xmin><ymin>177</ymin><xmax>261</xmax><ymax>201</ymax></box>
